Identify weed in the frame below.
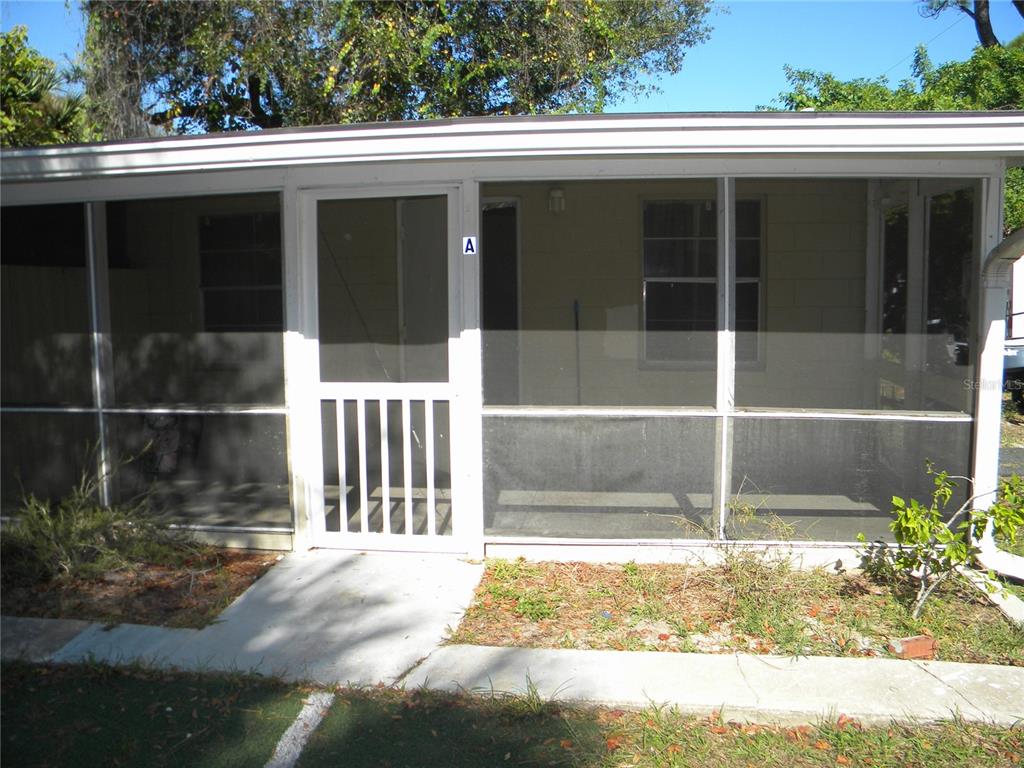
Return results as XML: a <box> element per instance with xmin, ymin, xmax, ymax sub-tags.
<box><xmin>1</xmin><ymin>458</ymin><xmax>201</xmax><ymax>585</ymax></box>
<box><xmin>622</xmin><ymin>561</ymin><xmax>662</xmax><ymax>597</ymax></box>
<box><xmin>629</xmin><ymin>599</ymin><xmax>666</xmax><ymax>622</ymax></box>
<box><xmin>512</xmin><ymin>590</ymin><xmax>556</xmax><ymax>622</ymax></box>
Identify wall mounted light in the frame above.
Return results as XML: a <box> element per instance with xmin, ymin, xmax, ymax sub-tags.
<box><xmin>548</xmin><ymin>188</ymin><xmax>565</xmax><ymax>214</ymax></box>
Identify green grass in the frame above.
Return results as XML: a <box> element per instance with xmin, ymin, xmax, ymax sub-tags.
<box><xmin>7</xmin><ymin>664</ymin><xmax>1020</xmax><ymax>767</ymax></box>
<box><xmin>298</xmin><ymin>687</ymin><xmax>602</xmax><ymax>767</ymax></box>
<box><xmin>454</xmin><ymin>557</ymin><xmax>1024</xmax><ymax>663</ymax></box>
<box><xmin>1</xmin><ymin>662</ymin><xmax>305</xmax><ymax>768</ymax></box>
<box><xmin>296</xmin><ymin>689</ymin><xmax>1023</xmax><ymax>768</ymax></box>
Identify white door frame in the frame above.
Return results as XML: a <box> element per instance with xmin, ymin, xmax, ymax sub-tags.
<box><xmin>288</xmin><ymin>183</ymin><xmax>472</xmax><ymax>553</ymax></box>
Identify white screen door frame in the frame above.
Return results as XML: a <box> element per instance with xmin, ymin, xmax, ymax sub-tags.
<box><xmin>292</xmin><ymin>184</ymin><xmax>470</xmax><ymax>552</ymax></box>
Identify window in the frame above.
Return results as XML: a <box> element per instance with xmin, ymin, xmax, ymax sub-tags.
<box><xmin>735</xmin><ymin>199</ymin><xmax>762</xmax><ymax>363</ymax></box>
<box><xmin>642</xmin><ymin>200</ymin><xmax>717</xmax><ymax>363</ymax></box>
<box><xmin>199</xmin><ymin>212</ymin><xmax>283</xmax><ymax>332</ymax></box>
<box><xmin>641</xmin><ymin>198</ymin><xmax>762</xmax><ymax>364</ymax></box>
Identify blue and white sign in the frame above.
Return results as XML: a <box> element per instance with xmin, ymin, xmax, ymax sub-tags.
<box><xmin>462</xmin><ymin>236</ymin><xmax>478</xmax><ymax>255</ymax></box>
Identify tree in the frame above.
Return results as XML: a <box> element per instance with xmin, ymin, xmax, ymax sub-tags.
<box><xmin>0</xmin><ymin>26</ymin><xmax>85</xmax><ymax>148</ymax></box>
<box><xmin>919</xmin><ymin>1</ymin><xmax>1024</xmax><ymax>49</ymax></box>
<box><xmin>82</xmin><ymin>0</ymin><xmax>712</xmax><ymax>139</ymax></box>
<box><xmin>768</xmin><ymin>44</ymin><xmax>1024</xmax><ymax>233</ymax></box>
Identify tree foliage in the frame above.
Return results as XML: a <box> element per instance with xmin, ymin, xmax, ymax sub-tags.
<box><xmin>919</xmin><ymin>0</ymin><xmax>1024</xmax><ymax>49</ymax></box>
<box><xmin>0</xmin><ymin>26</ymin><xmax>85</xmax><ymax>148</ymax></box>
<box><xmin>773</xmin><ymin>44</ymin><xmax>1024</xmax><ymax>112</ymax></box>
<box><xmin>768</xmin><ymin>44</ymin><xmax>1024</xmax><ymax>233</ymax></box>
<box><xmin>82</xmin><ymin>0</ymin><xmax>712</xmax><ymax>139</ymax></box>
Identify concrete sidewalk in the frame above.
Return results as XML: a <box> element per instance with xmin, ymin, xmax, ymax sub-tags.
<box><xmin>407</xmin><ymin>644</ymin><xmax>1024</xmax><ymax>726</ymax></box>
<box><xmin>6</xmin><ymin>550</ymin><xmax>484</xmax><ymax>685</ymax></box>
<box><xmin>3</xmin><ymin>548</ymin><xmax>1023</xmax><ymax>726</ymax></box>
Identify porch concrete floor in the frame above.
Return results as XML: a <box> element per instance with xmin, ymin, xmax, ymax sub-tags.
<box><xmin>42</xmin><ymin>549</ymin><xmax>483</xmax><ymax>685</ymax></box>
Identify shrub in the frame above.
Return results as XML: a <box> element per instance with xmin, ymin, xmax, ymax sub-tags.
<box><xmin>859</xmin><ymin>465</ymin><xmax>1024</xmax><ymax>619</ymax></box>
<box><xmin>1</xmin><ymin>463</ymin><xmax>200</xmax><ymax>584</ymax></box>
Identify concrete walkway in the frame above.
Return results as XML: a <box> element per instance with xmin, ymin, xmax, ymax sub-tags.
<box><xmin>14</xmin><ymin>550</ymin><xmax>484</xmax><ymax>685</ymax></box>
<box><xmin>3</xmin><ymin>548</ymin><xmax>1023</xmax><ymax>727</ymax></box>
<box><xmin>407</xmin><ymin>645</ymin><xmax>1024</xmax><ymax>726</ymax></box>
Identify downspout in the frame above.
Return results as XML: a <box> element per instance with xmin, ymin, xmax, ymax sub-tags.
<box><xmin>975</xmin><ymin>227</ymin><xmax>1024</xmax><ymax>579</ymax></box>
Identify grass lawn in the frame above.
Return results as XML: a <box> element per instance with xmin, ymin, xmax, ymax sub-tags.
<box><xmin>0</xmin><ymin>662</ymin><xmax>305</xmax><ymax>768</ymax></box>
<box><xmin>5</xmin><ymin>664</ymin><xmax>1020</xmax><ymax>768</ymax></box>
<box><xmin>301</xmin><ymin>688</ymin><xmax>1023</xmax><ymax>768</ymax></box>
<box><xmin>449</xmin><ymin>556</ymin><xmax>1024</xmax><ymax>665</ymax></box>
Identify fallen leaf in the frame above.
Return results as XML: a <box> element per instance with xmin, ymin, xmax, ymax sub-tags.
<box><xmin>606</xmin><ymin>736</ymin><xmax>623</xmax><ymax>751</ymax></box>
<box><xmin>710</xmin><ymin>726</ymin><xmax>729</xmax><ymax>735</ymax></box>
<box><xmin>837</xmin><ymin>756</ymin><xmax>851</xmax><ymax>765</ymax></box>
<box><xmin>807</xmin><ymin>605</ymin><xmax>821</xmax><ymax>618</ymax></box>
<box><xmin>559</xmin><ymin>739</ymin><xmax>573</xmax><ymax>750</ymax></box>
<box><xmin>666</xmin><ymin>744</ymin><xmax>683</xmax><ymax>755</ymax></box>
<box><xmin>814</xmin><ymin>740</ymin><xmax>831</xmax><ymax>751</ymax></box>
<box><xmin>658</xmin><ymin>633</ymin><xmax>671</xmax><ymax>641</ymax></box>
<box><xmin>606</xmin><ymin>709</ymin><xmax>625</xmax><ymax>720</ymax></box>
<box><xmin>837</xmin><ymin>714</ymin><xmax>861</xmax><ymax>731</ymax></box>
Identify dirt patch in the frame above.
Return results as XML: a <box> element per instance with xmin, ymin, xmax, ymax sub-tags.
<box><xmin>1</xmin><ymin>549</ymin><xmax>280</xmax><ymax>628</ymax></box>
<box><xmin>449</xmin><ymin>557</ymin><xmax>1024</xmax><ymax>666</ymax></box>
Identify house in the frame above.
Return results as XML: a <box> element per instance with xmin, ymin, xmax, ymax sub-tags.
<box><xmin>2</xmin><ymin>112</ymin><xmax>1022</xmax><ymax>561</ymax></box>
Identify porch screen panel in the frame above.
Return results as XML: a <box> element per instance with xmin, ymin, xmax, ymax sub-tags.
<box><xmin>108</xmin><ymin>413</ymin><xmax>290</xmax><ymax>530</ymax></box>
<box><xmin>483</xmin><ymin>415</ymin><xmax>716</xmax><ymax>539</ymax></box>
<box><xmin>1</xmin><ymin>204</ymin><xmax>92</xmax><ymax>406</ymax></box>
<box><xmin>732</xmin><ymin>179</ymin><xmax>976</xmax><ymax>413</ymax></box>
<box><xmin>106</xmin><ymin>194</ymin><xmax>284</xmax><ymax>406</ymax></box>
<box><xmin>1</xmin><ymin>204</ymin><xmax>95</xmax><ymax>513</ymax></box>
<box><xmin>480</xmin><ymin>180</ymin><xmax>717</xmax><ymax>406</ymax></box>
<box><xmin>1</xmin><ymin>412</ymin><xmax>97</xmax><ymax>513</ymax></box>
<box><xmin>317</xmin><ymin>196</ymin><xmax>448</xmax><ymax>383</ymax></box>
<box><xmin>728</xmin><ymin>417</ymin><xmax>972</xmax><ymax>542</ymax></box>
<box><xmin>102</xmin><ymin>193</ymin><xmax>288</xmax><ymax>532</ymax></box>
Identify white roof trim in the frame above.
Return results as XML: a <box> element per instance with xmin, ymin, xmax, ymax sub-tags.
<box><xmin>2</xmin><ymin>112</ymin><xmax>1022</xmax><ymax>182</ymax></box>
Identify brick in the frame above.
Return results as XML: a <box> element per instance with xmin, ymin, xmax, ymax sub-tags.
<box><xmin>887</xmin><ymin>635</ymin><xmax>936</xmax><ymax>660</ymax></box>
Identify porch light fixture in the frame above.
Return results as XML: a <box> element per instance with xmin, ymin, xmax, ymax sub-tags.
<box><xmin>548</xmin><ymin>187</ymin><xmax>565</xmax><ymax>214</ymax></box>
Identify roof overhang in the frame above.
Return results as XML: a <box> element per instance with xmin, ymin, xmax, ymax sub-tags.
<box><xmin>2</xmin><ymin>112</ymin><xmax>1023</xmax><ymax>183</ymax></box>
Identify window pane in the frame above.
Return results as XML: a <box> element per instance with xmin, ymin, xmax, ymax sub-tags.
<box><xmin>729</xmin><ymin>417</ymin><xmax>972</xmax><ymax>542</ymax></box>
<box><xmin>481</xmin><ymin>180</ymin><xmax>717</xmax><ymax>406</ymax></box>
<box><xmin>1</xmin><ymin>412</ymin><xmax>97</xmax><ymax>513</ymax></box>
<box><xmin>107</xmin><ymin>194</ymin><xmax>285</xmax><ymax>405</ymax></box>
<box><xmin>736</xmin><ymin>199</ymin><xmax>761</xmax><ymax>239</ymax></box>
<box><xmin>643</xmin><ymin>200</ymin><xmax>714</xmax><ymax>238</ymax></box>
<box><xmin>646</xmin><ymin>282</ymin><xmax>716</xmax><ymax>362</ymax></box>
<box><xmin>484</xmin><ymin>415</ymin><xmax>716</xmax><ymax>539</ymax></box>
<box><xmin>317</xmin><ymin>196</ymin><xmax>448</xmax><ymax>383</ymax></box>
<box><xmin>736</xmin><ymin>239</ymin><xmax>760</xmax><ymax>278</ymax></box>
<box><xmin>109</xmin><ymin>413</ymin><xmax>290</xmax><ymax>529</ymax></box>
<box><xmin>1</xmin><ymin>204</ymin><xmax>92</xmax><ymax>406</ymax></box>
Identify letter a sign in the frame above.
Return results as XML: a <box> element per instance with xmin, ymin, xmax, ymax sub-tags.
<box><xmin>462</xmin><ymin>236</ymin><xmax>477</xmax><ymax>255</ymax></box>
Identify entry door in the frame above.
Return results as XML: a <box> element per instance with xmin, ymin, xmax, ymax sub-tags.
<box><xmin>302</xmin><ymin>187</ymin><xmax>461</xmax><ymax>550</ymax></box>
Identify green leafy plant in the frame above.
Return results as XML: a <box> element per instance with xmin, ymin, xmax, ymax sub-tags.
<box><xmin>1</xmin><ymin>456</ymin><xmax>200</xmax><ymax>584</ymax></box>
<box><xmin>858</xmin><ymin>465</ymin><xmax>1024</xmax><ymax>619</ymax></box>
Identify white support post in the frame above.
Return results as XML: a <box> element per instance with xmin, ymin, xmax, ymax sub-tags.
<box><xmin>974</xmin><ymin>174</ymin><xmax>1011</xmax><ymax>512</ymax></box>
<box><xmin>455</xmin><ymin>179</ymin><xmax>485</xmax><ymax>558</ymax></box>
<box><xmin>285</xmin><ymin>184</ymin><xmax>322</xmax><ymax>551</ymax></box>
<box><xmin>85</xmin><ymin>202</ymin><xmax>114</xmax><ymax>506</ymax></box>
<box><xmin>714</xmin><ymin>177</ymin><xmax>735</xmax><ymax>539</ymax></box>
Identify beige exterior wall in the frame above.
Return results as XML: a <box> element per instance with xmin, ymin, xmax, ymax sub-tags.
<box><xmin>735</xmin><ymin>179</ymin><xmax>869</xmax><ymax>408</ymax></box>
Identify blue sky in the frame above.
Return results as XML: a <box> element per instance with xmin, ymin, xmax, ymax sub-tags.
<box><xmin>3</xmin><ymin>0</ymin><xmax>1022</xmax><ymax>112</ymax></box>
